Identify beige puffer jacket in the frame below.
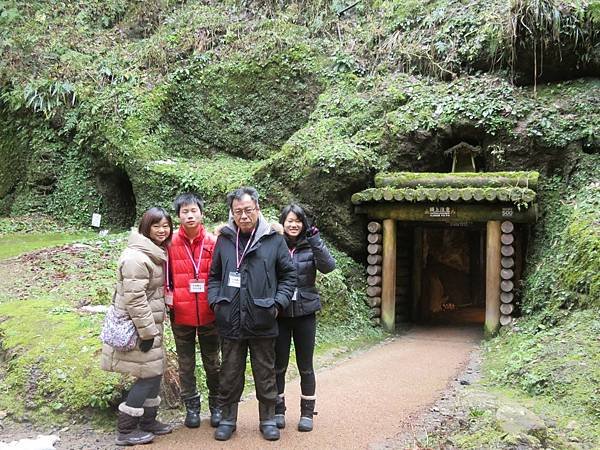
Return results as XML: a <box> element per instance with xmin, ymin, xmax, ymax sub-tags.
<box><xmin>101</xmin><ymin>230</ymin><xmax>167</xmax><ymax>379</ymax></box>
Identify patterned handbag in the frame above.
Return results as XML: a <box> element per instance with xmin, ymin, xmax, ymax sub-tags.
<box><xmin>100</xmin><ymin>303</ymin><xmax>138</xmax><ymax>352</ymax></box>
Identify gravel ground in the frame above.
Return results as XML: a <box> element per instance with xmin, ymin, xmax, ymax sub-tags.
<box><xmin>0</xmin><ymin>325</ymin><xmax>482</xmax><ymax>450</ymax></box>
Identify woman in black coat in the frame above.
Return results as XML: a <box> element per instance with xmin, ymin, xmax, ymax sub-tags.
<box><xmin>274</xmin><ymin>204</ymin><xmax>336</xmax><ymax>432</ymax></box>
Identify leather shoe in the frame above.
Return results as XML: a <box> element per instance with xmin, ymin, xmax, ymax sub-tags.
<box><xmin>260</xmin><ymin>424</ymin><xmax>280</xmax><ymax>441</ymax></box>
<box><xmin>214</xmin><ymin>424</ymin><xmax>236</xmax><ymax>441</ymax></box>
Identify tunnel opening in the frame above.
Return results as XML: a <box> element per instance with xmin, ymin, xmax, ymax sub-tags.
<box><xmin>94</xmin><ymin>166</ymin><xmax>136</xmax><ymax>229</ymax></box>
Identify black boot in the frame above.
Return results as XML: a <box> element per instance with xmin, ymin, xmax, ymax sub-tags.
<box><xmin>140</xmin><ymin>397</ymin><xmax>173</xmax><ymax>435</ymax></box>
<box><xmin>115</xmin><ymin>403</ymin><xmax>154</xmax><ymax>446</ymax></box>
<box><xmin>214</xmin><ymin>403</ymin><xmax>237</xmax><ymax>441</ymax></box>
<box><xmin>298</xmin><ymin>397</ymin><xmax>316</xmax><ymax>432</ymax></box>
<box><xmin>274</xmin><ymin>395</ymin><xmax>286</xmax><ymax>429</ymax></box>
<box><xmin>183</xmin><ymin>394</ymin><xmax>201</xmax><ymax>428</ymax></box>
<box><xmin>259</xmin><ymin>400</ymin><xmax>280</xmax><ymax>441</ymax></box>
<box><xmin>208</xmin><ymin>396</ymin><xmax>222</xmax><ymax>428</ymax></box>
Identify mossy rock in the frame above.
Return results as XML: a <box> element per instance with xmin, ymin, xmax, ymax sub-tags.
<box><xmin>163</xmin><ymin>35</ymin><xmax>326</xmax><ymax>159</ymax></box>
<box><xmin>135</xmin><ymin>154</ymin><xmax>260</xmax><ymax>222</ymax></box>
<box><xmin>374</xmin><ymin>0</ymin><xmax>600</xmax><ymax>83</ymax></box>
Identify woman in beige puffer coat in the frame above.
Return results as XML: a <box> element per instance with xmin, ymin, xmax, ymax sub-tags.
<box><xmin>101</xmin><ymin>207</ymin><xmax>174</xmax><ymax>446</ymax></box>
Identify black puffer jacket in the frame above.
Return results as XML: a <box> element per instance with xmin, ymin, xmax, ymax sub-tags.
<box><xmin>281</xmin><ymin>232</ymin><xmax>336</xmax><ymax>318</ymax></box>
<box><xmin>208</xmin><ymin>216</ymin><xmax>296</xmax><ymax>339</ymax></box>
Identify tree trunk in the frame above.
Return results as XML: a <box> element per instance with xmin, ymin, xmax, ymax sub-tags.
<box><xmin>367</xmin><ymin>221</ymin><xmax>382</xmax><ymax>233</ymax></box>
<box><xmin>367</xmin><ymin>275</ymin><xmax>382</xmax><ymax>286</ymax></box>
<box><xmin>367</xmin><ymin>233</ymin><xmax>383</xmax><ymax>244</ymax></box>
<box><xmin>367</xmin><ymin>265</ymin><xmax>382</xmax><ymax>275</ymax></box>
<box><xmin>367</xmin><ymin>254</ymin><xmax>383</xmax><ymax>265</ymax></box>
<box><xmin>499</xmin><ymin>315</ymin><xmax>512</xmax><ymax>326</ymax></box>
<box><xmin>367</xmin><ymin>286</ymin><xmax>382</xmax><ymax>297</ymax></box>
<box><xmin>367</xmin><ymin>244</ymin><xmax>383</xmax><ymax>254</ymax></box>
<box><xmin>501</xmin><ymin>221</ymin><xmax>514</xmax><ymax>233</ymax></box>
<box><xmin>500</xmin><ymin>292</ymin><xmax>514</xmax><ymax>303</ymax></box>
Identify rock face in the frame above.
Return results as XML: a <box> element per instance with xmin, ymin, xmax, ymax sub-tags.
<box><xmin>0</xmin><ymin>1</ymin><xmax>598</xmax><ymax>257</ymax></box>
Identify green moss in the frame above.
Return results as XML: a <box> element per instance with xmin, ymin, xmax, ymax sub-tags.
<box><xmin>374</xmin><ymin>171</ymin><xmax>539</xmax><ymax>188</ymax></box>
<box><xmin>0</xmin><ymin>298</ymin><xmax>123</xmax><ymax>421</ymax></box>
<box><xmin>521</xmin><ymin>155</ymin><xmax>600</xmax><ymax>317</ymax></box>
<box><xmin>373</xmin><ymin>0</ymin><xmax>508</xmax><ymax>77</ymax></box>
<box><xmin>527</xmin><ymin>79</ymin><xmax>600</xmax><ymax>149</ymax></box>
<box><xmin>140</xmin><ymin>154</ymin><xmax>260</xmax><ymax>221</ymax></box>
<box><xmin>0</xmin><ymin>232</ymin><xmax>95</xmax><ymax>260</ymax></box>
<box><xmin>164</xmin><ymin>39</ymin><xmax>325</xmax><ymax>159</ymax></box>
<box><xmin>480</xmin><ymin>309</ymin><xmax>600</xmax><ymax>445</ymax></box>
<box><xmin>316</xmin><ymin>243</ymin><xmax>373</xmax><ymax>330</ymax></box>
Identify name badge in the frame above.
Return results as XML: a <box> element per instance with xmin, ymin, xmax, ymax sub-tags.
<box><xmin>228</xmin><ymin>272</ymin><xmax>241</xmax><ymax>288</ymax></box>
<box><xmin>165</xmin><ymin>290</ymin><xmax>174</xmax><ymax>306</ymax></box>
<box><xmin>189</xmin><ymin>279</ymin><xmax>205</xmax><ymax>293</ymax></box>
<box><xmin>292</xmin><ymin>289</ymin><xmax>298</xmax><ymax>301</ymax></box>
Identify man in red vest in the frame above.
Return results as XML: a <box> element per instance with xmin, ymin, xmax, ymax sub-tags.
<box><xmin>167</xmin><ymin>193</ymin><xmax>220</xmax><ymax>428</ymax></box>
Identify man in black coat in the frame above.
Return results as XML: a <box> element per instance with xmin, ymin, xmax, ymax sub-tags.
<box><xmin>208</xmin><ymin>186</ymin><xmax>296</xmax><ymax>441</ymax></box>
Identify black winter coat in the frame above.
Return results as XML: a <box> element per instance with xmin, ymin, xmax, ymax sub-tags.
<box><xmin>208</xmin><ymin>218</ymin><xmax>296</xmax><ymax>339</ymax></box>
<box><xmin>281</xmin><ymin>232</ymin><xmax>336</xmax><ymax>318</ymax></box>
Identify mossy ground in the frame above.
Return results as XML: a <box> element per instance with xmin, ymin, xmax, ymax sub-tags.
<box><xmin>438</xmin><ymin>154</ymin><xmax>600</xmax><ymax>449</ymax></box>
<box><xmin>0</xmin><ymin>216</ymin><xmax>379</xmax><ymax>425</ymax></box>
<box><xmin>446</xmin><ymin>309</ymin><xmax>600</xmax><ymax>449</ymax></box>
<box><xmin>0</xmin><ymin>232</ymin><xmax>95</xmax><ymax>260</ymax></box>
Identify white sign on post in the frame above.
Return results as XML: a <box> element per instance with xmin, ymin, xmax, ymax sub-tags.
<box><xmin>91</xmin><ymin>213</ymin><xmax>102</xmax><ymax>228</ymax></box>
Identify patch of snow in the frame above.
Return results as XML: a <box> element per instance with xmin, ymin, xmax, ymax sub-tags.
<box><xmin>0</xmin><ymin>435</ymin><xmax>59</xmax><ymax>450</ymax></box>
<box><xmin>79</xmin><ymin>305</ymin><xmax>109</xmax><ymax>314</ymax></box>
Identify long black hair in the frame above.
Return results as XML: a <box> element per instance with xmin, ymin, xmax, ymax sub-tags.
<box><xmin>279</xmin><ymin>204</ymin><xmax>310</xmax><ymax>239</ymax></box>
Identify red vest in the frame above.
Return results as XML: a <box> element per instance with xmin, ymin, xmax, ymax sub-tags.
<box><xmin>167</xmin><ymin>225</ymin><xmax>216</xmax><ymax>326</ymax></box>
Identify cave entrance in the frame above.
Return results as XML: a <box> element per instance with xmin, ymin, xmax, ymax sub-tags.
<box><xmin>354</xmin><ymin>147</ymin><xmax>538</xmax><ymax>335</ymax></box>
<box><xmin>95</xmin><ymin>166</ymin><xmax>136</xmax><ymax>229</ymax></box>
<box><xmin>415</xmin><ymin>224</ymin><xmax>486</xmax><ymax>326</ymax></box>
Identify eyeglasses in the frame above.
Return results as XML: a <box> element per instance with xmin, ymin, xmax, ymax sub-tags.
<box><xmin>232</xmin><ymin>207</ymin><xmax>258</xmax><ymax>217</ymax></box>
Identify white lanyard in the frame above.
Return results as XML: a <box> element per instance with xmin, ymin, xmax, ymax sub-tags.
<box><xmin>184</xmin><ymin>237</ymin><xmax>205</xmax><ymax>277</ymax></box>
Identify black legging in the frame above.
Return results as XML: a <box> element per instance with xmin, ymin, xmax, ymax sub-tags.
<box><xmin>125</xmin><ymin>375</ymin><xmax>162</xmax><ymax>408</ymax></box>
<box><xmin>274</xmin><ymin>313</ymin><xmax>316</xmax><ymax>396</ymax></box>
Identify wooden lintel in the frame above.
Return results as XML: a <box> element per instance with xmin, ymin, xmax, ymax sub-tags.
<box><xmin>355</xmin><ymin>203</ymin><xmax>537</xmax><ymax>223</ymax></box>
<box><xmin>381</xmin><ymin>219</ymin><xmax>397</xmax><ymax>332</ymax></box>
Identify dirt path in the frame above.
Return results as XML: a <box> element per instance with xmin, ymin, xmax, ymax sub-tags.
<box><xmin>143</xmin><ymin>325</ymin><xmax>481</xmax><ymax>450</ymax></box>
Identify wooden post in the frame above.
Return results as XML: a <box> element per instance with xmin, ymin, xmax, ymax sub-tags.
<box><xmin>381</xmin><ymin>219</ymin><xmax>397</xmax><ymax>332</ymax></box>
<box><xmin>485</xmin><ymin>220</ymin><xmax>501</xmax><ymax>338</ymax></box>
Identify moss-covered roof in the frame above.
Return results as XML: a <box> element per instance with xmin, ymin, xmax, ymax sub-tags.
<box><xmin>374</xmin><ymin>171</ymin><xmax>539</xmax><ymax>188</ymax></box>
<box><xmin>352</xmin><ymin>172</ymin><xmax>538</xmax><ymax>205</ymax></box>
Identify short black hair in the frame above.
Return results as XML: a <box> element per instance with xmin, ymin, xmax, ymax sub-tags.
<box><xmin>226</xmin><ymin>187</ymin><xmax>259</xmax><ymax>210</ymax></box>
<box><xmin>173</xmin><ymin>193</ymin><xmax>204</xmax><ymax>215</ymax></box>
<box><xmin>138</xmin><ymin>207</ymin><xmax>173</xmax><ymax>246</ymax></box>
<box><xmin>279</xmin><ymin>204</ymin><xmax>310</xmax><ymax>235</ymax></box>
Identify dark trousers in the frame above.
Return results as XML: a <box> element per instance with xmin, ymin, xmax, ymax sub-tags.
<box><xmin>126</xmin><ymin>375</ymin><xmax>162</xmax><ymax>408</ymax></box>
<box><xmin>218</xmin><ymin>337</ymin><xmax>278</xmax><ymax>424</ymax></box>
<box><xmin>171</xmin><ymin>322</ymin><xmax>221</xmax><ymax>406</ymax></box>
<box><xmin>274</xmin><ymin>313</ymin><xmax>316</xmax><ymax>396</ymax></box>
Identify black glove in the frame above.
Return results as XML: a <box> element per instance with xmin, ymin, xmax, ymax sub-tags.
<box><xmin>305</xmin><ymin>225</ymin><xmax>319</xmax><ymax>238</ymax></box>
<box><xmin>139</xmin><ymin>338</ymin><xmax>154</xmax><ymax>353</ymax></box>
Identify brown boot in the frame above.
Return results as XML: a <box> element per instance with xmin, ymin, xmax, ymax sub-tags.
<box><xmin>140</xmin><ymin>396</ymin><xmax>173</xmax><ymax>435</ymax></box>
<box><xmin>115</xmin><ymin>403</ymin><xmax>154</xmax><ymax>446</ymax></box>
